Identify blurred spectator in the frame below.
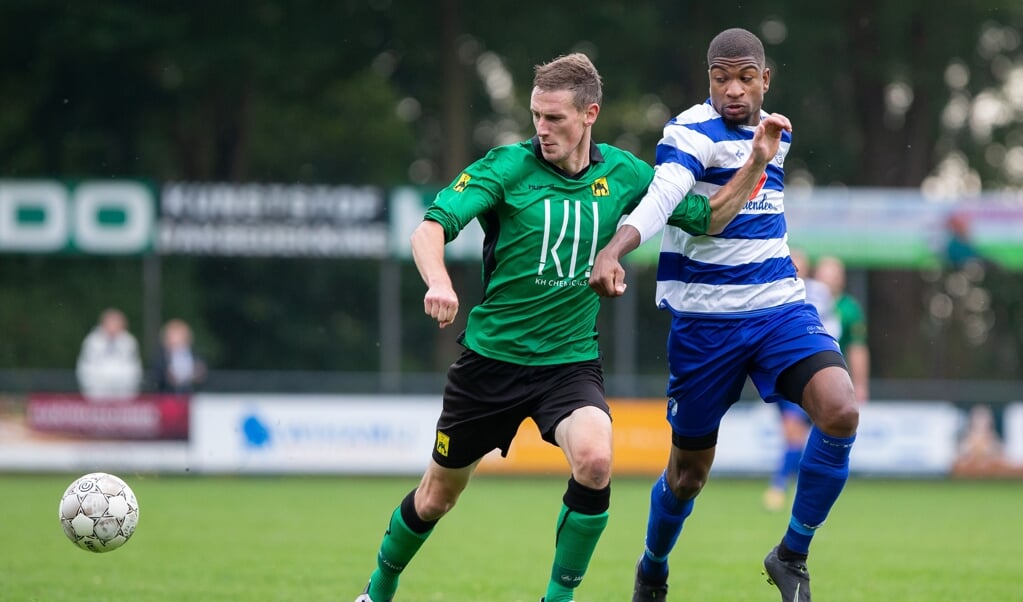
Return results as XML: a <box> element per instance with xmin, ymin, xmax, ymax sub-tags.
<box><xmin>763</xmin><ymin>250</ymin><xmax>837</xmax><ymax>511</ymax></box>
<box><xmin>793</xmin><ymin>249</ymin><xmax>840</xmax><ymax>338</ymax></box>
<box><xmin>152</xmin><ymin>318</ymin><xmax>206</xmax><ymax>393</ymax></box>
<box><xmin>945</xmin><ymin>212</ymin><xmax>987</xmax><ymax>270</ymax></box>
<box><xmin>815</xmin><ymin>256</ymin><xmax>870</xmax><ymax>402</ymax></box>
<box><xmin>76</xmin><ymin>308</ymin><xmax>143</xmax><ymax>401</ymax></box>
<box><xmin>953</xmin><ymin>404</ymin><xmax>1007</xmax><ymax>475</ymax></box>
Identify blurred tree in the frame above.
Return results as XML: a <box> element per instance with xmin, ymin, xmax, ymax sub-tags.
<box><xmin>0</xmin><ymin>256</ymin><xmax>144</xmax><ymax>369</ymax></box>
<box><xmin>0</xmin><ymin>1</ymin><xmax>420</xmax><ymax>183</ymax></box>
<box><xmin>3</xmin><ymin>2</ymin><xmax>1021</xmax><ymax>187</ymax></box>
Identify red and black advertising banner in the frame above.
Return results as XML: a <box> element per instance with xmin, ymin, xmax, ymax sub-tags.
<box><xmin>26</xmin><ymin>393</ymin><xmax>190</xmax><ymax>440</ymax></box>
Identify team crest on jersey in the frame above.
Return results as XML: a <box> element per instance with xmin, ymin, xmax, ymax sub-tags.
<box><xmin>591</xmin><ymin>177</ymin><xmax>609</xmax><ymax>196</ymax></box>
<box><xmin>435</xmin><ymin>431</ymin><xmax>450</xmax><ymax>457</ymax></box>
<box><xmin>453</xmin><ymin>173</ymin><xmax>471</xmax><ymax>192</ymax></box>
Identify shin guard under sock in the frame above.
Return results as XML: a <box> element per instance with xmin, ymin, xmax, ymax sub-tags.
<box><xmin>369</xmin><ymin>489</ymin><xmax>437</xmax><ymax>601</ymax></box>
<box><xmin>545</xmin><ymin>477</ymin><xmax>610</xmax><ymax>602</ymax></box>
<box><xmin>784</xmin><ymin>427</ymin><xmax>855</xmax><ymax>555</ymax></box>
<box><xmin>640</xmin><ymin>471</ymin><xmax>694</xmax><ymax>583</ymax></box>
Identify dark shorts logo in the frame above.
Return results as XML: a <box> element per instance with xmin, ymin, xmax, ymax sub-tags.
<box><xmin>435</xmin><ymin>431</ymin><xmax>450</xmax><ymax>456</ymax></box>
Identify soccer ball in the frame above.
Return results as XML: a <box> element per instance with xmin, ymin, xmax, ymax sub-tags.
<box><xmin>59</xmin><ymin>472</ymin><xmax>140</xmax><ymax>553</ymax></box>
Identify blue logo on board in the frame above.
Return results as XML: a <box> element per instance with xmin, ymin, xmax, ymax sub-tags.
<box><xmin>242</xmin><ymin>414</ymin><xmax>271</xmax><ymax>447</ymax></box>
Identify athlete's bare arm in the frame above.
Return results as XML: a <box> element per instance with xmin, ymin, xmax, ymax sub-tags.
<box><xmin>410</xmin><ymin>220</ymin><xmax>459</xmax><ymax>327</ymax></box>
<box><xmin>588</xmin><ymin>113</ymin><xmax>792</xmax><ymax>298</ymax></box>
<box><xmin>706</xmin><ymin>112</ymin><xmax>791</xmax><ymax>234</ymax></box>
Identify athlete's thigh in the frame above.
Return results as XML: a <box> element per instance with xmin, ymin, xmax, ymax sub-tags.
<box><xmin>554</xmin><ymin>405</ymin><xmax>613</xmax><ymax>488</ymax></box>
<box><xmin>531</xmin><ymin>358</ymin><xmax>608</xmax><ymax>445</ymax></box>
<box><xmin>665</xmin><ymin>316</ymin><xmax>750</xmax><ymax>438</ymax></box>
<box><xmin>554</xmin><ymin>405</ymin><xmax>612</xmax><ymax>456</ymax></box>
<box><xmin>800</xmin><ymin>365</ymin><xmax>858</xmax><ymax>435</ymax></box>
<box><xmin>433</xmin><ymin>349</ymin><xmax>535</xmax><ymax>468</ymax></box>
<box><xmin>748</xmin><ymin>303</ymin><xmax>841</xmax><ymax>404</ymax></box>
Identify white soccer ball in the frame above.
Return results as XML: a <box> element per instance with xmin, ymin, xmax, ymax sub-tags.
<box><xmin>59</xmin><ymin>472</ymin><xmax>140</xmax><ymax>553</ymax></box>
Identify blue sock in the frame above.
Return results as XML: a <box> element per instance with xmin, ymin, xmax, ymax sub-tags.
<box><xmin>784</xmin><ymin>427</ymin><xmax>855</xmax><ymax>555</ymax></box>
<box><xmin>640</xmin><ymin>472</ymin><xmax>694</xmax><ymax>582</ymax></box>
<box><xmin>771</xmin><ymin>445</ymin><xmax>803</xmax><ymax>490</ymax></box>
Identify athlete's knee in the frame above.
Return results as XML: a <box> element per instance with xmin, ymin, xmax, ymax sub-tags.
<box><xmin>804</xmin><ymin>367</ymin><xmax>859</xmax><ymax>437</ymax></box>
<box><xmin>570</xmin><ymin>444</ymin><xmax>612</xmax><ymax>489</ymax></box>
<box><xmin>559</xmin><ymin>408</ymin><xmax>613</xmax><ymax>488</ymax></box>
<box><xmin>415</xmin><ymin>468</ymin><xmax>470</xmax><ymax>520</ymax></box>
<box><xmin>667</xmin><ymin>470</ymin><xmax>705</xmax><ymax>501</ymax></box>
<box><xmin>666</xmin><ymin>460</ymin><xmax>710</xmax><ymax>501</ymax></box>
<box><xmin>815</xmin><ymin>398</ymin><xmax>859</xmax><ymax>437</ymax></box>
<box><xmin>414</xmin><ymin>485</ymin><xmax>459</xmax><ymax>521</ymax></box>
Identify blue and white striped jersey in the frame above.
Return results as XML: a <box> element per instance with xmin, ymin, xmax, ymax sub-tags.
<box><xmin>623</xmin><ymin>100</ymin><xmax>803</xmax><ymax>317</ymax></box>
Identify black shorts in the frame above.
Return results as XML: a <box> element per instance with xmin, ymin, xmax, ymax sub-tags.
<box><xmin>431</xmin><ymin>348</ymin><xmax>608</xmax><ymax>469</ymax></box>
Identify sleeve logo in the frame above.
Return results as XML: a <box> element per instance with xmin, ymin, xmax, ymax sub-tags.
<box><xmin>591</xmin><ymin>177</ymin><xmax>609</xmax><ymax>197</ymax></box>
<box><xmin>435</xmin><ymin>431</ymin><xmax>450</xmax><ymax>456</ymax></box>
<box><xmin>453</xmin><ymin>173</ymin><xmax>471</xmax><ymax>192</ymax></box>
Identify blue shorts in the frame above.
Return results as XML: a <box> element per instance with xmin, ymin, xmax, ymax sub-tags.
<box><xmin>665</xmin><ymin>302</ymin><xmax>840</xmax><ymax>439</ymax></box>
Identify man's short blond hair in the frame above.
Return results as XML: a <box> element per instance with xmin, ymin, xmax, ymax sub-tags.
<box><xmin>532</xmin><ymin>53</ymin><xmax>603</xmax><ymax>109</ymax></box>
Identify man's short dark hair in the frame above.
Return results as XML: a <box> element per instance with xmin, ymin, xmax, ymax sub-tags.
<box><xmin>707</xmin><ymin>28</ymin><xmax>765</xmax><ymax>68</ymax></box>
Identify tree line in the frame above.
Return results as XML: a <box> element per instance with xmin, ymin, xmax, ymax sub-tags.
<box><xmin>1</xmin><ymin>1</ymin><xmax>1021</xmax><ymax>384</ymax></box>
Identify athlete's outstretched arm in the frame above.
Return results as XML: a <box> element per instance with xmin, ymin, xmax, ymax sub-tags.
<box><xmin>410</xmin><ymin>220</ymin><xmax>459</xmax><ymax>328</ymax></box>
<box><xmin>706</xmin><ymin>112</ymin><xmax>792</xmax><ymax>234</ymax></box>
<box><xmin>589</xmin><ymin>113</ymin><xmax>793</xmax><ymax>298</ymax></box>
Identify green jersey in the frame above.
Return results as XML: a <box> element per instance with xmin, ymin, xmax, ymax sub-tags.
<box><xmin>835</xmin><ymin>293</ymin><xmax>867</xmax><ymax>352</ymax></box>
<box><xmin>424</xmin><ymin>138</ymin><xmax>710</xmax><ymax>365</ymax></box>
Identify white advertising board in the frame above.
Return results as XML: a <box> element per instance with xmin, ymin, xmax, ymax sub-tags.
<box><xmin>189</xmin><ymin>394</ymin><xmax>442</xmax><ymax>474</ymax></box>
<box><xmin>714</xmin><ymin>401</ymin><xmax>962</xmax><ymax>475</ymax></box>
<box><xmin>0</xmin><ymin>395</ymin><xmax>982</xmax><ymax>476</ymax></box>
<box><xmin>846</xmin><ymin>402</ymin><xmax>962</xmax><ymax>475</ymax></box>
<box><xmin>712</xmin><ymin>401</ymin><xmax>785</xmax><ymax>473</ymax></box>
<box><xmin>1004</xmin><ymin>402</ymin><xmax>1023</xmax><ymax>465</ymax></box>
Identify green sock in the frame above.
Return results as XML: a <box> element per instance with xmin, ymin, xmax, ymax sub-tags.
<box><xmin>545</xmin><ymin>505</ymin><xmax>609</xmax><ymax>602</ymax></box>
<box><xmin>368</xmin><ymin>506</ymin><xmax>433</xmax><ymax>601</ymax></box>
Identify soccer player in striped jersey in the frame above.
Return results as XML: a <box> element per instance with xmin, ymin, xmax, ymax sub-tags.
<box><xmin>589</xmin><ymin>28</ymin><xmax>859</xmax><ymax>602</ymax></box>
<box><xmin>354</xmin><ymin>52</ymin><xmax>785</xmax><ymax>602</ymax></box>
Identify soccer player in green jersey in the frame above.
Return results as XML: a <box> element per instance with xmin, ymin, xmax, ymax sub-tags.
<box><xmin>815</xmin><ymin>256</ymin><xmax>870</xmax><ymax>402</ymax></box>
<box><xmin>354</xmin><ymin>52</ymin><xmax>789</xmax><ymax>602</ymax></box>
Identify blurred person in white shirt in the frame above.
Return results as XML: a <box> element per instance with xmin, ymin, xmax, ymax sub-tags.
<box><xmin>76</xmin><ymin>308</ymin><xmax>142</xmax><ymax>401</ymax></box>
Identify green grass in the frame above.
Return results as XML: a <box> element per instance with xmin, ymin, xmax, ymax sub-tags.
<box><xmin>3</xmin><ymin>474</ymin><xmax>1022</xmax><ymax>601</ymax></box>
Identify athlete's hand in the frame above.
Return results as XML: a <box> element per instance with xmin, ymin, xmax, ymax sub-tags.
<box><xmin>589</xmin><ymin>249</ymin><xmax>628</xmax><ymax>297</ymax></box>
<box><xmin>424</xmin><ymin>285</ymin><xmax>459</xmax><ymax>328</ymax></box>
<box><xmin>752</xmin><ymin>113</ymin><xmax>792</xmax><ymax>165</ymax></box>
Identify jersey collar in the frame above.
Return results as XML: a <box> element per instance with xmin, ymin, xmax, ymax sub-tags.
<box><xmin>529</xmin><ymin>136</ymin><xmax>605</xmax><ymax>180</ymax></box>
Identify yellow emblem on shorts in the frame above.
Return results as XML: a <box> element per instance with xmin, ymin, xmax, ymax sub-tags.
<box><xmin>435</xmin><ymin>431</ymin><xmax>450</xmax><ymax>457</ymax></box>
<box><xmin>453</xmin><ymin>173</ymin><xmax>471</xmax><ymax>192</ymax></box>
<box><xmin>591</xmin><ymin>177</ymin><xmax>609</xmax><ymax>196</ymax></box>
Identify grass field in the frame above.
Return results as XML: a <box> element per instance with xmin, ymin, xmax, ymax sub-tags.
<box><xmin>3</xmin><ymin>473</ymin><xmax>1021</xmax><ymax>601</ymax></box>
